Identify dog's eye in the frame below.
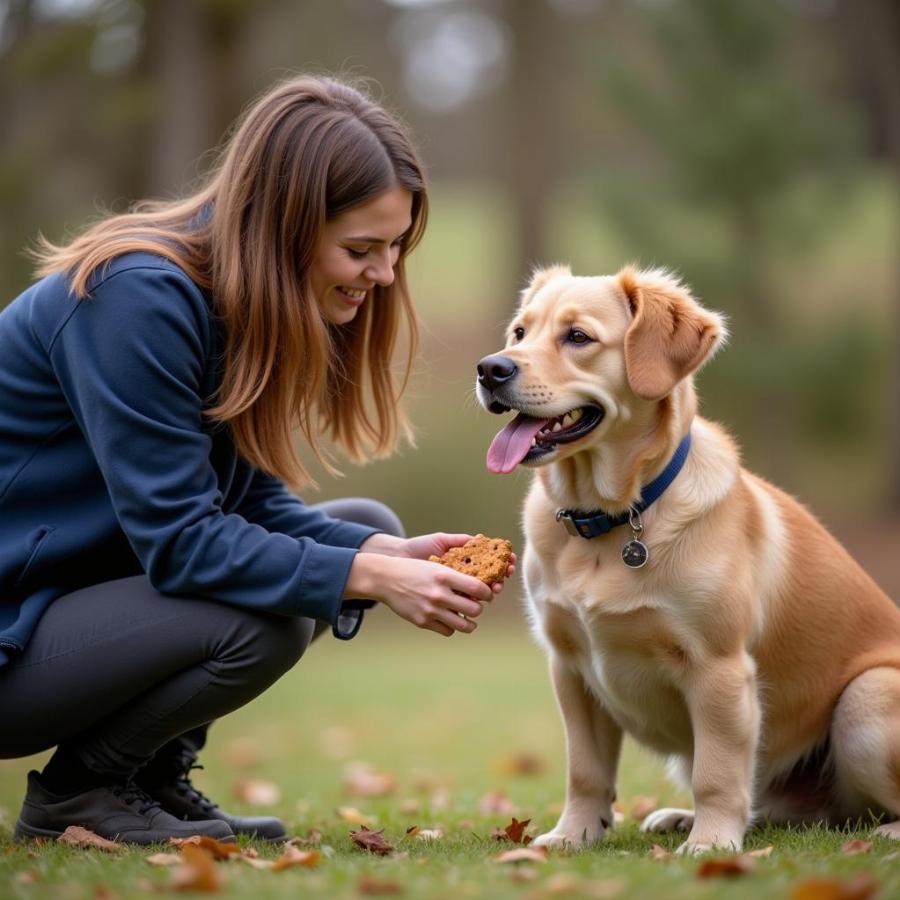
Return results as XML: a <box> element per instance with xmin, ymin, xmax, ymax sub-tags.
<box><xmin>513</xmin><ymin>327</ymin><xmax>525</xmax><ymax>341</ymax></box>
<box><xmin>567</xmin><ymin>329</ymin><xmax>592</xmax><ymax>344</ymax></box>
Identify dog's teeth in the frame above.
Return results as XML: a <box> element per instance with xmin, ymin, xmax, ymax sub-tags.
<box><xmin>562</xmin><ymin>413</ymin><xmax>573</xmax><ymax>427</ymax></box>
<box><xmin>552</xmin><ymin>422</ymin><xmax>562</xmax><ymax>432</ymax></box>
<box><xmin>570</xmin><ymin>408</ymin><xmax>582</xmax><ymax>422</ymax></box>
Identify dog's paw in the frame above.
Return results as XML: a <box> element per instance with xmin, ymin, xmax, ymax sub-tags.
<box><xmin>531</xmin><ymin>830</ymin><xmax>581</xmax><ymax>850</ymax></box>
<box><xmin>676</xmin><ymin>833</ymin><xmax>743</xmax><ymax>856</ymax></box>
<box><xmin>640</xmin><ymin>807</ymin><xmax>694</xmax><ymax>834</ymax></box>
<box><xmin>873</xmin><ymin>821</ymin><xmax>900</xmax><ymax>841</ymax></box>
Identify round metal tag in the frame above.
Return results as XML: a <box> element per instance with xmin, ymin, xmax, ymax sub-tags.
<box><xmin>622</xmin><ymin>539</ymin><xmax>649</xmax><ymax>569</ymax></box>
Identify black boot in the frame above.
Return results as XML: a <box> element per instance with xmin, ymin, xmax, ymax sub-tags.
<box><xmin>14</xmin><ymin>770</ymin><xmax>235</xmax><ymax>844</ymax></box>
<box><xmin>136</xmin><ymin>747</ymin><xmax>287</xmax><ymax>842</ymax></box>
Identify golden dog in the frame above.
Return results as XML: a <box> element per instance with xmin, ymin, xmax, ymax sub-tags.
<box><xmin>476</xmin><ymin>265</ymin><xmax>900</xmax><ymax>853</ymax></box>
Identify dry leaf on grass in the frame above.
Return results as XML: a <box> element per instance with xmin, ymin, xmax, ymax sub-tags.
<box><xmin>145</xmin><ymin>852</ymin><xmax>183</xmax><ymax>867</ymax></box>
<box><xmin>169</xmin><ymin>835</ymin><xmax>241</xmax><ymax>860</ymax></box>
<box><xmin>231</xmin><ymin>778</ymin><xmax>280</xmax><ymax>806</ymax></box>
<box><xmin>236</xmin><ymin>856</ymin><xmax>275</xmax><ymax>870</ymax></box>
<box><xmin>337</xmin><ymin>805</ymin><xmax>374</xmax><ymax>825</ymax></box>
<box><xmin>497</xmin><ymin>754</ymin><xmax>546</xmax><ymax>776</ymax></box>
<box><xmin>271</xmin><ymin>847</ymin><xmax>322</xmax><ymax>870</ymax></box>
<box><xmin>93</xmin><ymin>886</ymin><xmax>118</xmax><ymax>900</ymax></box>
<box><xmin>789</xmin><ymin>873</ymin><xmax>880</xmax><ymax>900</ymax></box>
<box><xmin>344</xmin><ymin>762</ymin><xmax>397</xmax><ymax>797</ymax></box>
<box><xmin>649</xmin><ymin>844</ymin><xmax>672</xmax><ymax>861</ymax></box>
<box><xmin>414</xmin><ymin>828</ymin><xmax>444</xmax><ymax>841</ymax></box>
<box><xmin>747</xmin><ymin>845</ymin><xmax>774</xmax><ymax>858</ymax></box>
<box><xmin>478</xmin><ymin>790</ymin><xmax>517</xmax><ymax>816</ymax></box>
<box><xmin>841</xmin><ymin>840</ymin><xmax>873</xmax><ymax>856</ymax></box>
<box><xmin>287</xmin><ymin>830</ymin><xmax>322</xmax><ymax>847</ymax></box>
<box><xmin>492</xmin><ymin>817</ymin><xmax>533</xmax><ymax>844</ymax></box>
<box><xmin>493</xmin><ymin>846</ymin><xmax>549</xmax><ymax>864</ymax></box>
<box><xmin>357</xmin><ymin>874</ymin><xmax>404</xmax><ymax>895</ymax></box>
<box><xmin>350</xmin><ymin>827</ymin><xmax>394</xmax><ymax>856</ymax></box>
<box><xmin>696</xmin><ymin>855</ymin><xmax>754</xmax><ymax>878</ymax></box>
<box><xmin>628</xmin><ymin>796</ymin><xmax>658</xmax><ymax>821</ymax></box>
<box><xmin>57</xmin><ymin>826</ymin><xmax>125</xmax><ymax>854</ymax></box>
<box><xmin>169</xmin><ymin>843</ymin><xmax>224</xmax><ymax>893</ymax></box>
<box><xmin>15</xmin><ymin>871</ymin><xmax>40</xmax><ymax>885</ymax></box>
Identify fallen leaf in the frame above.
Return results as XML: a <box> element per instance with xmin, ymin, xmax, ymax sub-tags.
<box><xmin>493</xmin><ymin>846</ymin><xmax>549</xmax><ymax>864</ymax></box>
<box><xmin>93</xmin><ymin>887</ymin><xmax>117</xmax><ymax>900</ymax></box>
<box><xmin>649</xmin><ymin>844</ymin><xmax>671</xmax><ymax>861</ymax></box>
<box><xmin>497</xmin><ymin>754</ymin><xmax>546</xmax><ymax>776</ymax></box>
<box><xmin>337</xmin><ymin>805</ymin><xmax>374</xmax><ymax>825</ymax></box>
<box><xmin>841</xmin><ymin>840</ymin><xmax>873</xmax><ymax>856</ymax></box>
<box><xmin>696</xmin><ymin>856</ymin><xmax>754</xmax><ymax>878</ymax></box>
<box><xmin>509</xmin><ymin>866</ymin><xmax>540</xmax><ymax>882</ymax></box>
<box><xmin>414</xmin><ymin>828</ymin><xmax>444</xmax><ymax>841</ymax></box>
<box><xmin>231</xmin><ymin>778</ymin><xmax>280</xmax><ymax>806</ymax></box>
<box><xmin>169</xmin><ymin>843</ymin><xmax>224</xmax><ymax>893</ymax></box>
<box><xmin>57</xmin><ymin>826</ymin><xmax>125</xmax><ymax>854</ymax></box>
<box><xmin>479</xmin><ymin>790</ymin><xmax>517</xmax><ymax>816</ymax></box>
<box><xmin>237</xmin><ymin>856</ymin><xmax>275</xmax><ymax>870</ymax></box>
<box><xmin>628</xmin><ymin>796</ymin><xmax>658</xmax><ymax>821</ymax></box>
<box><xmin>15</xmin><ymin>871</ymin><xmax>40</xmax><ymax>884</ymax></box>
<box><xmin>747</xmin><ymin>845</ymin><xmax>774</xmax><ymax>858</ymax></box>
<box><xmin>271</xmin><ymin>847</ymin><xmax>322</xmax><ymax>870</ymax></box>
<box><xmin>344</xmin><ymin>762</ymin><xmax>397</xmax><ymax>797</ymax></box>
<box><xmin>169</xmin><ymin>835</ymin><xmax>241</xmax><ymax>860</ymax></box>
<box><xmin>287</xmin><ymin>829</ymin><xmax>322</xmax><ymax>847</ymax></box>
<box><xmin>404</xmin><ymin>825</ymin><xmax>420</xmax><ymax>838</ymax></box>
<box><xmin>222</xmin><ymin>736</ymin><xmax>263</xmax><ymax>769</ymax></box>
<box><xmin>357</xmin><ymin>874</ymin><xmax>404</xmax><ymax>895</ymax></box>
<box><xmin>350</xmin><ymin>827</ymin><xmax>394</xmax><ymax>856</ymax></box>
<box><xmin>145</xmin><ymin>852</ymin><xmax>183</xmax><ymax>867</ymax></box>
<box><xmin>790</xmin><ymin>873</ymin><xmax>880</xmax><ymax>900</ymax></box>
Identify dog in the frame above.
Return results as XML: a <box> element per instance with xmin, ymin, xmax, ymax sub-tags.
<box><xmin>476</xmin><ymin>265</ymin><xmax>900</xmax><ymax>854</ymax></box>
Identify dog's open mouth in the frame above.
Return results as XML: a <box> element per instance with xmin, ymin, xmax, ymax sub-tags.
<box><xmin>486</xmin><ymin>405</ymin><xmax>605</xmax><ymax>474</ymax></box>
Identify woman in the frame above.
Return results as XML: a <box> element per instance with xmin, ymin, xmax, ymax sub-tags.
<box><xmin>0</xmin><ymin>76</ymin><xmax>512</xmax><ymax>844</ymax></box>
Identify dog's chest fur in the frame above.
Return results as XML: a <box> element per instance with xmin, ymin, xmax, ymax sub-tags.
<box><xmin>524</xmin><ymin>527</ymin><xmax>697</xmax><ymax>755</ymax></box>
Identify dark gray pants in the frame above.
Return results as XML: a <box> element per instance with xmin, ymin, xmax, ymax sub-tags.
<box><xmin>0</xmin><ymin>498</ymin><xmax>402</xmax><ymax>778</ymax></box>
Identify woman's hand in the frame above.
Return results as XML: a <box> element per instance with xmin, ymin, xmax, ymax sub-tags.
<box><xmin>345</xmin><ymin>552</ymin><xmax>493</xmax><ymax>637</ymax></box>
<box><xmin>358</xmin><ymin>532</ymin><xmax>517</xmax><ymax>595</ymax></box>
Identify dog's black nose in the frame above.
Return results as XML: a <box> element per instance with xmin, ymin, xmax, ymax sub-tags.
<box><xmin>477</xmin><ymin>354</ymin><xmax>518</xmax><ymax>391</ymax></box>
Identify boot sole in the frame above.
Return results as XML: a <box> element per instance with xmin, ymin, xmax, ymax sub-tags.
<box><xmin>14</xmin><ymin>817</ymin><xmax>237</xmax><ymax>845</ymax></box>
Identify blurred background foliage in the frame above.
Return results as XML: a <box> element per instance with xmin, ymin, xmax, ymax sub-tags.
<box><xmin>1</xmin><ymin>0</ymin><xmax>898</xmax><ymax>595</ymax></box>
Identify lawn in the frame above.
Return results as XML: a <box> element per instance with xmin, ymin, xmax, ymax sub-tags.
<box><xmin>1</xmin><ymin>609</ymin><xmax>898</xmax><ymax>899</ymax></box>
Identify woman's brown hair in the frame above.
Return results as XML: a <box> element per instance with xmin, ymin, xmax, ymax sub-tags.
<box><xmin>31</xmin><ymin>75</ymin><xmax>428</xmax><ymax>488</ymax></box>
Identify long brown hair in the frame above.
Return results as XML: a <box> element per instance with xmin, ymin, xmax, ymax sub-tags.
<box><xmin>31</xmin><ymin>75</ymin><xmax>428</xmax><ymax>488</ymax></box>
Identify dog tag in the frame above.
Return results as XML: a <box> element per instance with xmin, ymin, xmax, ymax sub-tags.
<box><xmin>622</xmin><ymin>539</ymin><xmax>649</xmax><ymax>568</ymax></box>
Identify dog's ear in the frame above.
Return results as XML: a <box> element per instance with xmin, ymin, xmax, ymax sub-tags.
<box><xmin>618</xmin><ymin>266</ymin><xmax>726</xmax><ymax>401</ymax></box>
<box><xmin>519</xmin><ymin>264</ymin><xmax>572</xmax><ymax>308</ymax></box>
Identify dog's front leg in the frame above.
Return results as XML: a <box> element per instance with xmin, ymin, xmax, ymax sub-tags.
<box><xmin>680</xmin><ymin>652</ymin><xmax>760</xmax><ymax>855</ymax></box>
<box><xmin>533</xmin><ymin>654</ymin><xmax>623</xmax><ymax>849</ymax></box>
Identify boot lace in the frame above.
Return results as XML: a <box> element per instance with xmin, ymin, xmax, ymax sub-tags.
<box><xmin>173</xmin><ymin>763</ymin><xmax>217</xmax><ymax>815</ymax></box>
<box><xmin>111</xmin><ymin>780</ymin><xmax>163</xmax><ymax>816</ymax></box>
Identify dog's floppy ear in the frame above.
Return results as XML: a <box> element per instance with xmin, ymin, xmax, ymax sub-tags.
<box><xmin>618</xmin><ymin>266</ymin><xmax>726</xmax><ymax>401</ymax></box>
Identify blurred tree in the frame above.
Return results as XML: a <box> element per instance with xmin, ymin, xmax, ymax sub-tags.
<box><xmin>834</xmin><ymin>0</ymin><xmax>900</xmax><ymax>512</ymax></box>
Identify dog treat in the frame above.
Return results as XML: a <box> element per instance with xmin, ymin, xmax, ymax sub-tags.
<box><xmin>429</xmin><ymin>534</ymin><xmax>514</xmax><ymax>587</ymax></box>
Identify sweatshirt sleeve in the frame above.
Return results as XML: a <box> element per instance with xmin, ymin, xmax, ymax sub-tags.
<box><xmin>48</xmin><ymin>262</ymin><xmax>356</xmax><ymax>624</ymax></box>
<box><xmin>235</xmin><ymin>469</ymin><xmax>379</xmax><ymax>549</ymax></box>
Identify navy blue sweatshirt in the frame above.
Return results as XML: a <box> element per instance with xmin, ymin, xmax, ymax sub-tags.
<box><xmin>0</xmin><ymin>252</ymin><xmax>378</xmax><ymax>667</ymax></box>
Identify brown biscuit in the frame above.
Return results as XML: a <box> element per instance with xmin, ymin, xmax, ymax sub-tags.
<box><xmin>428</xmin><ymin>534</ymin><xmax>514</xmax><ymax>587</ymax></box>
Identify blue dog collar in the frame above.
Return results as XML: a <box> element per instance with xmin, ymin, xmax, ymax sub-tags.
<box><xmin>556</xmin><ymin>432</ymin><xmax>692</xmax><ymax>539</ymax></box>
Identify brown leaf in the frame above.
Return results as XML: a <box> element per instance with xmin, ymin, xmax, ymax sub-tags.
<box><xmin>649</xmin><ymin>844</ymin><xmax>672</xmax><ymax>861</ymax></box>
<box><xmin>357</xmin><ymin>874</ymin><xmax>404</xmax><ymax>895</ymax></box>
<box><xmin>497</xmin><ymin>754</ymin><xmax>546</xmax><ymax>777</ymax></box>
<box><xmin>405</xmin><ymin>825</ymin><xmax>420</xmax><ymax>838</ymax></box>
<box><xmin>15</xmin><ymin>871</ymin><xmax>40</xmax><ymax>885</ymax></box>
<box><xmin>841</xmin><ymin>839</ymin><xmax>873</xmax><ymax>856</ymax></box>
<box><xmin>747</xmin><ymin>845</ymin><xmax>774</xmax><ymax>858</ymax></box>
<box><xmin>344</xmin><ymin>762</ymin><xmax>397</xmax><ymax>797</ymax></box>
<box><xmin>493</xmin><ymin>846</ymin><xmax>549</xmax><ymax>864</ymax></box>
<box><xmin>169</xmin><ymin>843</ymin><xmax>225</xmax><ymax>893</ymax></box>
<box><xmin>790</xmin><ymin>873</ymin><xmax>880</xmax><ymax>900</ymax></box>
<box><xmin>271</xmin><ymin>847</ymin><xmax>322</xmax><ymax>870</ymax></box>
<box><xmin>57</xmin><ymin>826</ymin><xmax>125</xmax><ymax>854</ymax></box>
<box><xmin>696</xmin><ymin>856</ymin><xmax>754</xmax><ymax>878</ymax></box>
<box><xmin>287</xmin><ymin>829</ymin><xmax>322</xmax><ymax>847</ymax></box>
<box><xmin>231</xmin><ymin>778</ymin><xmax>280</xmax><ymax>806</ymax></box>
<box><xmin>145</xmin><ymin>852</ymin><xmax>183</xmax><ymax>867</ymax></box>
<box><xmin>503</xmin><ymin>817</ymin><xmax>532</xmax><ymax>844</ymax></box>
<box><xmin>169</xmin><ymin>835</ymin><xmax>241</xmax><ymax>860</ymax></box>
<box><xmin>478</xmin><ymin>790</ymin><xmax>516</xmax><ymax>816</ymax></box>
<box><xmin>337</xmin><ymin>805</ymin><xmax>373</xmax><ymax>825</ymax></box>
<box><xmin>93</xmin><ymin>887</ymin><xmax>118</xmax><ymax>900</ymax></box>
<box><xmin>236</xmin><ymin>856</ymin><xmax>274</xmax><ymax>870</ymax></box>
<box><xmin>628</xmin><ymin>796</ymin><xmax>658</xmax><ymax>821</ymax></box>
<box><xmin>350</xmin><ymin>826</ymin><xmax>394</xmax><ymax>857</ymax></box>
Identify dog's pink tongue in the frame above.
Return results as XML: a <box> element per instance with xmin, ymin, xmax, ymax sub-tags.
<box><xmin>486</xmin><ymin>413</ymin><xmax>550</xmax><ymax>474</ymax></box>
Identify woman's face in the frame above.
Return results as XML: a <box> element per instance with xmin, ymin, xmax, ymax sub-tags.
<box><xmin>309</xmin><ymin>186</ymin><xmax>414</xmax><ymax>325</ymax></box>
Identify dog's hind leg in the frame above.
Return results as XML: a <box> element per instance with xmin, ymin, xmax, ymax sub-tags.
<box><xmin>831</xmin><ymin>666</ymin><xmax>900</xmax><ymax>840</ymax></box>
<box><xmin>641</xmin><ymin>756</ymin><xmax>694</xmax><ymax>834</ymax></box>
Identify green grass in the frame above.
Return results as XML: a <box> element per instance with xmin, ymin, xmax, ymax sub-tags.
<box><xmin>2</xmin><ymin>614</ymin><xmax>899</xmax><ymax>899</ymax></box>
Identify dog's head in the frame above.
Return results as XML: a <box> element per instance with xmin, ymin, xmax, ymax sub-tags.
<box><xmin>477</xmin><ymin>265</ymin><xmax>726</xmax><ymax>474</ymax></box>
